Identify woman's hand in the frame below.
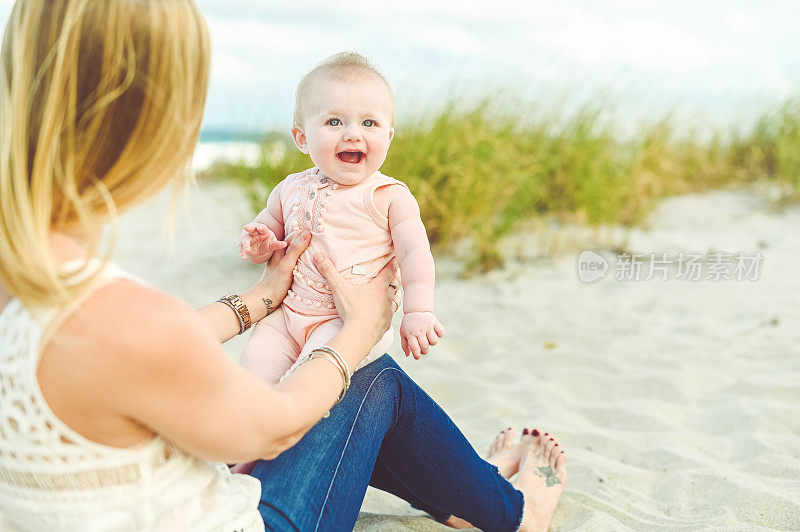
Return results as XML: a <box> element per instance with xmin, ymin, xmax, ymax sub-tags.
<box><xmin>249</xmin><ymin>230</ymin><xmax>311</xmax><ymax>316</ymax></box>
<box><xmin>200</xmin><ymin>230</ymin><xmax>311</xmax><ymax>344</ymax></box>
<box><xmin>314</xmin><ymin>253</ymin><xmax>398</xmax><ymax>349</ymax></box>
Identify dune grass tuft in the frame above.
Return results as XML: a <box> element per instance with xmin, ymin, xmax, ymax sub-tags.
<box><xmin>207</xmin><ymin>97</ymin><xmax>800</xmax><ymax>272</ymax></box>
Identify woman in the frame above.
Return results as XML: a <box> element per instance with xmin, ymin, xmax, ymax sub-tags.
<box><xmin>0</xmin><ymin>1</ymin><xmax>567</xmax><ymax>530</ymax></box>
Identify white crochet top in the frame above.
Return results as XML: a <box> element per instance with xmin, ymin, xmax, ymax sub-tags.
<box><xmin>0</xmin><ymin>263</ymin><xmax>264</xmax><ymax>531</ymax></box>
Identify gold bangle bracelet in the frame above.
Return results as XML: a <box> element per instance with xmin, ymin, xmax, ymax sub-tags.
<box><xmin>313</xmin><ymin>350</ymin><xmax>350</xmax><ymax>394</ymax></box>
<box><xmin>302</xmin><ymin>352</ymin><xmax>347</xmax><ymax>419</ymax></box>
<box><xmin>308</xmin><ymin>352</ymin><xmax>347</xmax><ymax>404</ymax></box>
<box><xmin>313</xmin><ymin>346</ymin><xmax>351</xmax><ymax>390</ymax></box>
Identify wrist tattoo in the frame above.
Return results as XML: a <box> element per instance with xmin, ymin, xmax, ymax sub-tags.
<box><xmin>262</xmin><ymin>298</ymin><xmax>274</xmax><ymax>314</ymax></box>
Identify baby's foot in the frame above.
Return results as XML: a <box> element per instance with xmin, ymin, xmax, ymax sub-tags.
<box><xmin>514</xmin><ymin>429</ymin><xmax>568</xmax><ymax>532</ymax></box>
<box><xmin>485</xmin><ymin>427</ymin><xmax>523</xmax><ymax>478</ymax></box>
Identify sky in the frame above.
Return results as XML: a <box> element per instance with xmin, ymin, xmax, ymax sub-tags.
<box><xmin>1</xmin><ymin>0</ymin><xmax>798</xmax><ymax>133</ymax></box>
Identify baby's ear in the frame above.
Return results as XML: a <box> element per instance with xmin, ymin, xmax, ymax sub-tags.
<box><xmin>291</xmin><ymin>125</ymin><xmax>308</xmax><ymax>154</ymax></box>
<box><xmin>388</xmin><ymin>127</ymin><xmax>395</xmax><ymax>143</ymax></box>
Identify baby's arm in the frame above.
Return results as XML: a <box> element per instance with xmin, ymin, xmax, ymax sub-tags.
<box><xmin>239</xmin><ymin>180</ymin><xmax>287</xmax><ymax>263</ymax></box>
<box><xmin>375</xmin><ymin>185</ymin><xmax>445</xmax><ymax>358</ymax></box>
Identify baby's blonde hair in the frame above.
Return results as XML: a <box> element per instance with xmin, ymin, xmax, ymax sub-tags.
<box><xmin>0</xmin><ymin>0</ymin><xmax>210</xmax><ymax>309</ymax></box>
<box><xmin>293</xmin><ymin>51</ymin><xmax>394</xmax><ymax>126</ymax></box>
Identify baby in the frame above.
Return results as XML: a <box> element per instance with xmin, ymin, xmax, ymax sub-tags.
<box><xmin>237</xmin><ymin>52</ymin><xmax>444</xmax><ymax>385</ymax></box>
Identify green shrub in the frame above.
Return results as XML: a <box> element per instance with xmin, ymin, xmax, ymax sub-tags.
<box><xmin>206</xmin><ymin>97</ymin><xmax>800</xmax><ymax>271</ymax></box>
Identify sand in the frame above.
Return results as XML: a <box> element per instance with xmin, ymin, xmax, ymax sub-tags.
<box><xmin>8</xmin><ymin>179</ymin><xmax>796</xmax><ymax>531</ymax></box>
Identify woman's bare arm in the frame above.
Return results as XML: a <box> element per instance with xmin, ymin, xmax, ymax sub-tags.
<box><xmin>100</xmin><ymin>286</ymin><xmax>377</xmax><ymax>462</ymax></box>
<box><xmin>72</xmin><ymin>252</ymin><xmax>396</xmax><ymax>463</ymax></box>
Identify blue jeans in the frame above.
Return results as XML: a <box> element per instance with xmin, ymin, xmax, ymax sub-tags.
<box><xmin>251</xmin><ymin>354</ymin><xmax>524</xmax><ymax>531</ymax></box>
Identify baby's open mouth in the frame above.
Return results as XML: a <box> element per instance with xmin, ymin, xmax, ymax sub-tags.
<box><xmin>337</xmin><ymin>150</ymin><xmax>365</xmax><ymax>164</ymax></box>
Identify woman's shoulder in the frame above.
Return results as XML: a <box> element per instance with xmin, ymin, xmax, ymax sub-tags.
<box><xmin>78</xmin><ymin>280</ymin><xmax>212</xmax><ymax>357</ymax></box>
<box><xmin>47</xmin><ymin>279</ymin><xmax>215</xmax><ymax>388</ymax></box>
<box><xmin>38</xmin><ymin>280</ymin><xmax>218</xmax><ymax>447</ymax></box>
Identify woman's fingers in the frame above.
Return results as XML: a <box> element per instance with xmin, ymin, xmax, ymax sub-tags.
<box><xmin>388</xmin><ymin>281</ymin><xmax>399</xmax><ymax>296</ymax></box>
<box><xmin>371</xmin><ymin>257</ymin><xmax>398</xmax><ymax>288</ymax></box>
<box><xmin>279</xmin><ymin>231</ymin><xmax>310</xmax><ymax>268</ymax></box>
<box><xmin>388</xmin><ymin>280</ymin><xmax>400</xmax><ymax>312</ymax></box>
<box><xmin>314</xmin><ymin>255</ymin><xmax>396</xmax><ymax>348</ymax></box>
<box><xmin>314</xmin><ymin>252</ymin><xmax>346</xmax><ymax>291</ymax></box>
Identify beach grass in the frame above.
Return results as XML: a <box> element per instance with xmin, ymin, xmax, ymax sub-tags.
<box><xmin>206</xmin><ymin>97</ymin><xmax>800</xmax><ymax>272</ymax></box>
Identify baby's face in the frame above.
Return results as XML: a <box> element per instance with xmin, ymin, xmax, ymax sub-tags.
<box><xmin>293</xmin><ymin>76</ymin><xmax>394</xmax><ymax>186</ymax></box>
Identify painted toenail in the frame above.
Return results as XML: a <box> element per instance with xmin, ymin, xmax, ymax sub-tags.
<box><xmin>532</xmin><ymin>429</ymin><xmax>539</xmax><ymax>436</ymax></box>
<box><xmin>523</xmin><ymin>428</ymin><xmax>529</xmax><ymax>435</ymax></box>
<box><xmin>550</xmin><ymin>438</ymin><xmax>554</xmax><ymax>441</ymax></box>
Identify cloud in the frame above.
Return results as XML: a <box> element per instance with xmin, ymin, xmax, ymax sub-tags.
<box><xmin>0</xmin><ymin>0</ymin><xmax>797</xmax><ymax>131</ymax></box>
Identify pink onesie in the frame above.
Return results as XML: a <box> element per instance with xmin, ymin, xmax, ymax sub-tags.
<box><xmin>240</xmin><ymin>167</ymin><xmax>406</xmax><ymax>384</ymax></box>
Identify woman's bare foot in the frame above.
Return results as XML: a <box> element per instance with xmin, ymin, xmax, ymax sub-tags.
<box><xmin>485</xmin><ymin>427</ymin><xmax>523</xmax><ymax>478</ymax></box>
<box><xmin>514</xmin><ymin>430</ymin><xmax>568</xmax><ymax>532</ymax></box>
<box><xmin>444</xmin><ymin>427</ymin><xmax>530</xmax><ymax>529</ymax></box>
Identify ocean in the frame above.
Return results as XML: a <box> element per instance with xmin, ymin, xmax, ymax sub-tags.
<box><xmin>194</xmin><ymin>130</ymin><xmax>263</xmax><ymax>171</ymax></box>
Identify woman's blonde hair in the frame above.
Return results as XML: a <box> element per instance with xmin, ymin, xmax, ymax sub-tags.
<box><xmin>0</xmin><ymin>0</ymin><xmax>210</xmax><ymax>309</ymax></box>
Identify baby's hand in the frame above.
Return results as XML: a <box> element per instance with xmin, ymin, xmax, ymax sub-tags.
<box><xmin>238</xmin><ymin>223</ymin><xmax>287</xmax><ymax>263</ymax></box>
<box><xmin>400</xmin><ymin>311</ymin><xmax>445</xmax><ymax>359</ymax></box>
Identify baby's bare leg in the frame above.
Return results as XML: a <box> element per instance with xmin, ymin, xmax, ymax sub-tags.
<box><xmin>295</xmin><ymin>318</ymin><xmax>344</xmax><ymax>366</ymax></box>
<box><xmin>240</xmin><ymin>310</ymin><xmax>300</xmax><ymax>385</ymax></box>
<box><xmin>288</xmin><ymin>318</ymin><xmax>392</xmax><ymax>374</ymax></box>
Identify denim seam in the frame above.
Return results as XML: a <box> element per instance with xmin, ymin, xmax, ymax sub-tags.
<box><xmin>258</xmin><ymin>499</ymin><xmax>299</xmax><ymax>532</ymax></box>
<box><xmin>313</xmin><ymin>366</ymin><xmax>401</xmax><ymax>531</ymax></box>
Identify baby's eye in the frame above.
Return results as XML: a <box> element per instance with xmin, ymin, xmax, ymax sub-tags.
<box><xmin>362</xmin><ymin>119</ymin><xmax>376</xmax><ymax>127</ymax></box>
<box><xmin>327</xmin><ymin>118</ymin><xmax>341</xmax><ymax>126</ymax></box>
